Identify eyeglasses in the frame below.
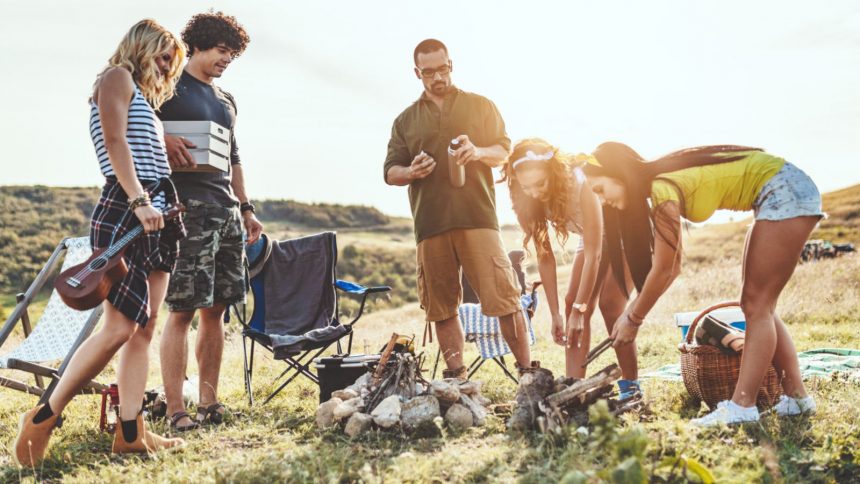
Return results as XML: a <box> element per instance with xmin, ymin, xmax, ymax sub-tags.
<box><xmin>416</xmin><ymin>62</ymin><xmax>452</xmax><ymax>78</ymax></box>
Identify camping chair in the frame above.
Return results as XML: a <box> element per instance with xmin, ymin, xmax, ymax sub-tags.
<box><xmin>430</xmin><ymin>282</ymin><xmax>541</xmax><ymax>383</ymax></box>
<box><xmin>0</xmin><ymin>237</ymin><xmax>108</xmax><ymax>404</ymax></box>
<box><xmin>231</xmin><ymin>232</ymin><xmax>390</xmax><ymax>405</ymax></box>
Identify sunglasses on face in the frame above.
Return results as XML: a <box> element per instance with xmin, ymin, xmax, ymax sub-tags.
<box><xmin>416</xmin><ymin>62</ymin><xmax>452</xmax><ymax>78</ymax></box>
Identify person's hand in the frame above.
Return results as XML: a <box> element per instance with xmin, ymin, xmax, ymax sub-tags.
<box><xmin>551</xmin><ymin>313</ymin><xmax>565</xmax><ymax>346</ymax></box>
<box><xmin>134</xmin><ymin>204</ymin><xmax>164</xmax><ymax>233</ymax></box>
<box><xmin>243</xmin><ymin>212</ymin><xmax>263</xmax><ymax>244</ymax></box>
<box><xmin>165</xmin><ymin>135</ymin><xmax>197</xmax><ymax>169</ymax></box>
<box><xmin>409</xmin><ymin>151</ymin><xmax>436</xmax><ymax>180</ymax></box>
<box><xmin>611</xmin><ymin>313</ymin><xmax>641</xmax><ymax>348</ymax></box>
<box><xmin>566</xmin><ymin>311</ymin><xmax>584</xmax><ymax>348</ymax></box>
<box><xmin>453</xmin><ymin>134</ymin><xmax>481</xmax><ymax>166</ymax></box>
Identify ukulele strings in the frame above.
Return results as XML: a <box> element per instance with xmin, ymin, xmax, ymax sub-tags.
<box><xmin>68</xmin><ymin>205</ymin><xmax>177</xmax><ymax>282</ymax></box>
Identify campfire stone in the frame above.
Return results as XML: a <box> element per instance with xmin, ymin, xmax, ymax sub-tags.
<box><xmin>347</xmin><ymin>373</ymin><xmax>371</xmax><ymax>393</ymax></box>
<box><xmin>332</xmin><ymin>388</ymin><xmax>359</xmax><ymax>401</ymax></box>
<box><xmin>333</xmin><ymin>397</ymin><xmax>364</xmax><ymax>420</ymax></box>
<box><xmin>345</xmin><ymin>412</ymin><xmax>373</xmax><ymax>438</ymax></box>
<box><xmin>371</xmin><ymin>395</ymin><xmax>402</xmax><ymax>428</ymax></box>
<box><xmin>444</xmin><ymin>403</ymin><xmax>474</xmax><ymax>429</ymax></box>
<box><xmin>401</xmin><ymin>395</ymin><xmax>441</xmax><ymax>429</ymax></box>
<box><xmin>316</xmin><ymin>397</ymin><xmax>343</xmax><ymax>429</ymax></box>
<box><xmin>458</xmin><ymin>381</ymin><xmax>482</xmax><ymax>396</ymax></box>
<box><xmin>459</xmin><ymin>394</ymin><xmax>488</xmax><ymax>426</ymax></box>
<box><xmin>474</xmin><ymin>394</ymin><xmax>491</xmax><ymax>407</ymax></box>
<box><xmin>430</xmin><ymin>380</ymin><xmax>460</xmax><ymax>403</ymax></box>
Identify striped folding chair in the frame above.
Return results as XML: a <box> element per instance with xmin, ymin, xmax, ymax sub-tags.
<box><xmin>0</xmin><ymin>237</ymin><xmax>108</xmax><ymax>404</ymax></box>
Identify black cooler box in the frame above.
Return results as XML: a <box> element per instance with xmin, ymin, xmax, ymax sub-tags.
<box><xmin>314</xmin><ymin>354</ymin><xmax>381</xmax><ymax>402</ymax></box>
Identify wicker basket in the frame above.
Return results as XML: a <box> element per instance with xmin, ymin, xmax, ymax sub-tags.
<box><xmin>678</xmin><ymin>301</ymin><xmax>781</xmax><ymax>410</ymax></box>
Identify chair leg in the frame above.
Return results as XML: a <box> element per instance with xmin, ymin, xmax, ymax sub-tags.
<box><xmin>467</xmin><ymin>356</ymin><xmax>486</xmax><ymax>380</ymax></box>
<box><xmin>434</xmin><ymin>346</ymin><xmax>446</xmax><ymax>380</ymax></box>
<box><xmin>243</xmin><ymin>337</ymin><xmax>255</xmax><ymax>406</ymax></box>
<box><xmin>494</xmin><ymin>356</ymin><xmax>518</xmax><ymax>384</ymax></box>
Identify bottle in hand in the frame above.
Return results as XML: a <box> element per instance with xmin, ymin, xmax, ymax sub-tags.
<box><xmin>447</xmin><ymin>138</ymin><xmax>466</xmax><ymax>188</ymax></box>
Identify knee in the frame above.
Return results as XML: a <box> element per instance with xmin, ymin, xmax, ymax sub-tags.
<box><xmin>104</xmin><ymin>323</ymin><xmax>136</xmax><ymax>349</ymax></box>
<box><xmin>598</xmin><ymin>299</ymin><xmax>624</xmax><ymax>322</ymax></box>
<box><xmin>740</xmin><ymin>291</ymin><xmax>775</xmax><ymax>321</ymax></box>
<box><xmin>169</xmin><ymin>311</ymin><xmax>195</xmax><ymax>328</ymax></box>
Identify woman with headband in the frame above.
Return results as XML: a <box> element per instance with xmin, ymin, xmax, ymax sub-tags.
<box><xmin>502</xmin><ymin>139</ymin><xmax>640</xmax><ymax>400</ymax></box>
<box><xmin>582</xmin><ymin>142</ymin><xmax>823</xmax><ymax>426</ymax></box>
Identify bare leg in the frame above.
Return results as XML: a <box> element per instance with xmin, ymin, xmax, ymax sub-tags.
<box><xmin>563</xmin><ymin>250</ymin><xmax>590</xmax><ymax>378</ymax></box>
<box><xmin>48</xmin><ymin>307</ymin><xmax>136</xmax><ymax>415</ymax></box>
<box><xmin>160</xmin><ymin>309</ymin><xmax>195</xmax><ymax>425</ymax></box>
<box><xmin>600</xmin><ymin>269</ymin><xmax>638</xmax><ymax>381</ymax></box>
<box><xmin>498</xmin><ymin>311</ymin><xmax>531</xmax><ymax>368</ymax></box>
<box><xmin>435</xmin><ymin>316</ymin><xmax>466</xmax><ymax>370</ymax></box>
<box><xmin>772</xmin><ymin>313</ymin><xmax>806</xmax><ymax>398</ymax></box>
<box><xmin>734</xmin><ymin>217</ymin><xmax>818</xmax><ymax>407</ymax></box>
<box><xmin>197</xmin><ymin>304</ymin><xmax>226</xmax><ymax>407</ymax></box>
<box><xmin>116</xmin><ymin>270</ymin><xmax>168</xmax><ymax>420</ymax></box>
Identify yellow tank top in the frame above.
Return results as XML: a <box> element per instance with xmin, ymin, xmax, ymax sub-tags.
<box><xmin>649</xmin><ymin>150</ymin><xmax>786</xmax><ymax>222</ymax></box>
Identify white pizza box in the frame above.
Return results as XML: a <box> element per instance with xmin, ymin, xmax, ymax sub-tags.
<box><xmin>172</xmin><ymin>149</ymin><xmax>230</xmax><ymax>173</ymax></box>
<box><xmin>162</xmin><ymin>120</ymin><xmax>229</xmax><ymax>144</ymax></box>
<box><xmin>180</xmin><ymin>133</ymin><xmax>230</xmax><ymax>159</ymax></box>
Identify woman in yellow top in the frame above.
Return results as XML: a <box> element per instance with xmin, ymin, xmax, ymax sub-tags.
<box><xmin>582</xmin><ymin>142</ymin><xmax>823</xmax><ymax>427</ymax></box>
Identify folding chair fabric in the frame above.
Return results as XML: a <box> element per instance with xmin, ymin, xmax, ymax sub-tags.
<box><xmin>0</xmin><ymin>237</ymin><xmax>95</xmax><ymax>368</ymax></box>
<box><xmin>458</xmin><ymin>294</ymin><xmax>537</xmax><ymax>360</ymax></box>
<box><xmin>261</xmin><ymin>232</ymin><xmax>337</xmax><ymax>339</ymax></box>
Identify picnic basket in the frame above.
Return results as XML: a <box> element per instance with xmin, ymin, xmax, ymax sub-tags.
<box><xmin>678</xmin><ymin>301</ymin><xmax>781</xmax><ymax>409</ymax></box>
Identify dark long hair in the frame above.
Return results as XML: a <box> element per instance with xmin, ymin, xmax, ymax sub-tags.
<box><xmin>582</xmin><ymin>142</ymin><xmax>761</xmax><ymax>294</ymax></box>
<box><xmin>501</xmin><ymin>138</ymin><xmax>577</xmax><ymax>255</ymax></box>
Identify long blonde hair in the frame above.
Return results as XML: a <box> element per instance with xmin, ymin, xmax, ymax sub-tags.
<box><xmin>501</xmin><ymin>138</ymin><xmax>577</xmax><ymax>256</ymax></box>
<box><xmin>94</xmin><ymin>19</ymin><xmax>186</xmax><ymax>109</ymax></box>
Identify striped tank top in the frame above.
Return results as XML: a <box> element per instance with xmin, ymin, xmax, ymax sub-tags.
<box><xmin>90</xmin><ymin>84</ymin><xmax>171</xmax><ymax>181</ymax></box>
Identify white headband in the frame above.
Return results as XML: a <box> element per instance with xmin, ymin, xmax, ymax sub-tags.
<box><xmin>511</xmin><ymin>150</ymin><xmax>554</xmax><ymax>169</ymax></box>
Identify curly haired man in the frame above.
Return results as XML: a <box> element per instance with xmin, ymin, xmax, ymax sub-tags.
<box><xmin>157</xmin><ymin>11</ymin><xmax>262</xmax><ymax>432</ymax></box>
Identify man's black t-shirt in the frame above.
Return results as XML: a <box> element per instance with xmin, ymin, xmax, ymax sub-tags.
<box><xmin>158</xmin><ymin>70</ymin><xmax>241</xmax><ymax>206</ymax></box>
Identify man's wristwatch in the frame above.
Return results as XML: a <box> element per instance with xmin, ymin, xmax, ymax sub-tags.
<box><xmin>240</xmin><ymin>202</ymin><xmax>255</xmax><ymax>214</ymax></box>
<box><xmin>571</xmin><ymin>302</ymin><xmax>588</xmax><ymax>314</ymax></box>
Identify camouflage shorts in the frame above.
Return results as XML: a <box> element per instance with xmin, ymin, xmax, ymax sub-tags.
<box><xmin>166</xmin><ymin>199</ymin><xmax>246</xmax><ymax>311</ymax></box>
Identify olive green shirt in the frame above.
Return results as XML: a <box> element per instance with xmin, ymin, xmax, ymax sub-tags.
<box><xmin>384</xmin><ymin>88</ymin><xmax>511</xmax><ymax>243</ymax></box>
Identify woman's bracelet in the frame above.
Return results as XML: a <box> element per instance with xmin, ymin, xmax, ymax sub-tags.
<box><xmin>129</xmin><ymin>192</ymin><xmax>151</xmax><ymax>211</ymax></box>
<box><xmin>627</xmin><ymin>312</ymin><xmax>645</xmax><ymax>326</ymax></box>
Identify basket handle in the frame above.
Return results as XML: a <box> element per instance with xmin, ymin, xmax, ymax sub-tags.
<box><xmin>684</xmin><ymin>301</ymin><xmax>742</xmax><ymax>345</ymax></box>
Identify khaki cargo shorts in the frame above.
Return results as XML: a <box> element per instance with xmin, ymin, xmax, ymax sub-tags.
<box><xmin>416</xmin><ymin>228</ymin><xmax>520</xmax><ymax>322</ymax></box>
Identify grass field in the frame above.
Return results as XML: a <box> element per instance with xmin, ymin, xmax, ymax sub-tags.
<box><xmin>2</xmin><ymin>196</ymin><xmax>860</xmax><ymax>482</ymax></box>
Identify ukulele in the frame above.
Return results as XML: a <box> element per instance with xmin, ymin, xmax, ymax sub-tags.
<box><xmin>55</xmin><ymin>204</ymin><xmax>185</xmax><ymax>311</ymax></box>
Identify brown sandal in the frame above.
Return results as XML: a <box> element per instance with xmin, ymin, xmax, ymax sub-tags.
<box><xmin>196</xmin><ymin>403</ymin><xmax>227</xmax><ymax>425</ymax></box>
<box><xmin>169</xmin><ymin>411</ymin><xmax>199</xmax><ymax>432</ymax></box>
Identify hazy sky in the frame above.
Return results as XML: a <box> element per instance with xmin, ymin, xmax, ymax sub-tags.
<box><xmin>2</xmin><ymin>1</ymin><xmax>859</xmax><ymax>224</ymax></box>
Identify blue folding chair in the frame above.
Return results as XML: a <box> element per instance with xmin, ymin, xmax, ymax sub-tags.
<box><xmin>231</xmin><ymin>232</ymin><xmax>390</xmax><ymax>405</ymax></box>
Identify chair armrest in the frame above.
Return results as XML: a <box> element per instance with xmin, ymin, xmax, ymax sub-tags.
<box><xmin>336</xmin><ymin>280</ymin><xmax>391</xmax><ymax>295</ymax></box>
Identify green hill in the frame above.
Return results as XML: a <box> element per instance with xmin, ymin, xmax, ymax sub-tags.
<box><xmin>0</xmin><ymin>186</ymin><xmax>402</xmax><ymax>302</ymax></box>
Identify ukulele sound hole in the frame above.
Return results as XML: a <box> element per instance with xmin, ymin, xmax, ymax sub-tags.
<box><xmin>89</xmin><ymin>257</ymin><xmax>108</xmax><ymax>271</ymax></box>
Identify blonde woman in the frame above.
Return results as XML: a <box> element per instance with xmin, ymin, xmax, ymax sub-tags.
<box><xmin>502</xmin><ymin>139</ymin><xmax>639</xmax><ymax>398</ymax></box>
<box><xmin>14</xmin><ymin>19</ymin><xmax>186</xmax><ymax>466</ymax></box>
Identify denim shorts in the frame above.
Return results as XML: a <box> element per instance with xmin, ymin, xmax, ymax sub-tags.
<box><xmin>753</xmin><ymin>162</ymin><xmax>825</xmax><ymax>221</ymax></box>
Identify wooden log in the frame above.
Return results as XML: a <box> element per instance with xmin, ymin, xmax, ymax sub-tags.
<box><xmin>372</xmin><ymin>333</ymin><xmax>400</xmax><ymax>386</ymax></box>
<box><xmin>544</xmin><ymin>364</ymin><xmax>621</xmax><ymax>411</ymax></box>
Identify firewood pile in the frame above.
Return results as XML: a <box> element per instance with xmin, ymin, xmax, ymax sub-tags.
<box><xmin>508</xmin><ymin>363</ymin><xmax>645</xmax><ymax>433</ymax></box>
<box><xmin>316</xmin><ymin>334</ymin><xmax>492</xmax><ymax>437</ymax></box>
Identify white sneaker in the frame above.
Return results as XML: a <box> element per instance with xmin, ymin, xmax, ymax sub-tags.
<box><xmin>773</xmin><ymin>395</ymin><xmax>816</xmax><ymax>416</ymax></box>
<box><xmin>690</xmin><ymin>400</ymin><xmax>760</xmax><ymax>427</ymax></box>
